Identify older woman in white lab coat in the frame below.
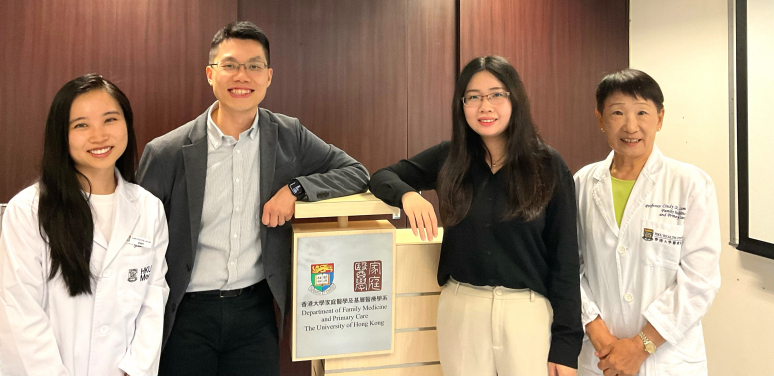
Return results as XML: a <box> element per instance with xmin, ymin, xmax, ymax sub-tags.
<box><xmin>0</xmin><ymin>74</ymin><xmax>169</xmax><ymax>376</ymax></box>
<box><xmin>574</xmin><ymin>69</ymin><xmax>720</xmax><ymax>376</ymax></box>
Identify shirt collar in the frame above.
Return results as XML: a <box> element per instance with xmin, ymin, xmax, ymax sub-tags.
<box><xmin>206</xmin><ymin>101</ymin><xmax>259</xmax><ymax>149</ymax></box>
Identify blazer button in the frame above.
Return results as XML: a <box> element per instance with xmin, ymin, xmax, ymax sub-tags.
<box><xmin>187</xmin><ymin>263</ymin><xmax>192</xmax><ymax>272</ymax></box>
<box><xmin>171</xmin><ymin>303</ymin><xmax>177</xmax><ymax>313</ymax></box>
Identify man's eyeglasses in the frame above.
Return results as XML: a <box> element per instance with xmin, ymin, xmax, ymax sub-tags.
<box><xmin>461</xmin><ymin>91</ymin><xmax>511</xmax><ymax>106</ymax></box>
<box><xmin>209</xmin><ymin>60</ymin><xmax>268</xmax><ymax>74</ymax></box>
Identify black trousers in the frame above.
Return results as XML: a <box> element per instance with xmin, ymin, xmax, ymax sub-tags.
<box><xmin>159</xmin><ymin>280</ymin><xmax>280</xmax><ymax>376</ymax></box>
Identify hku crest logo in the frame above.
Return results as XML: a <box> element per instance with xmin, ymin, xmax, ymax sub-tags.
<box><xmin>128</xmin><ymin>266</ymin><xmax>152</xmax><ymax>282</ymax></box>
<box><xmin>642</xmin><ymin>228</ymin><xmax>654</xmax><ymax>241</ymax></box>
<box><xmin>309</xmin><ymin>263</ymin><xmax>336</xmax><ymax>295</ymax></box>
<box><xmin>128</xmin><ymin>269</ymin><xmax>138</xmax><ymax>282</ymax></box>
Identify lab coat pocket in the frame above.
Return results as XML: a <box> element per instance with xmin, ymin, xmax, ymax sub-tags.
<box><xmin>655</xmin><ymin>327</ymin><xmax>707</xmax><ymax>374</ymax></box>
<box><xmin>117</xmin><ymin>252</ymin><xmax>155</xmax><ymax>311</ymax></box>
<box><xmin>640</xmin><ymin>219</ymin><xmax>684</xmax><ymax>271</ymax></box>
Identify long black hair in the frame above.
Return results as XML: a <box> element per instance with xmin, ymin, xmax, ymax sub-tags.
<box><xmin>38</xmin><ymin>73</ymin><xmax>137</xmax><ymax>296</ymax></box>
<box><xmin>437</xmin><ymin>56</ymin><xmax>555</xmax><ymax>226</ymax></box>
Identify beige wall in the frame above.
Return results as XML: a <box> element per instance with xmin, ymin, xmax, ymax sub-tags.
<box><xmin>630</xmin><ymin>1</ymin><xmax>774</xmax><ymax>375</ymax></box>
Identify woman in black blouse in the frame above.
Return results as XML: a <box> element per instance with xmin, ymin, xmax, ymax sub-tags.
<box><xmin>370</xmin><ymin>56</ymin><xmax>582</xmax><ymax>376</ymax></box>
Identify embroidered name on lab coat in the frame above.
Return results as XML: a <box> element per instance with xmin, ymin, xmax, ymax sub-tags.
<box><xmin>645</xmin><ymin>203</ymin><xmax>687</xmax><ymax>220</ymax></box>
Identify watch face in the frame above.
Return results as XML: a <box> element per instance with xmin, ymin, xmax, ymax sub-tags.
<box><xmin>645</xmin><ymin>342</ymin><xmax>657</xmax><ymax>354</ymax></box>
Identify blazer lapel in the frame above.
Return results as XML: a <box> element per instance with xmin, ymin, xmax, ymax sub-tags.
<box><xmin>102</xmin><ymin>176</ymin><xmax>139</xmax><ymax>269</ymax></box>
<box><xmin>259</xmin><ymin>109</ymin><xmax>277</xmax><ymax>249</ymax></box>
<box><xmin>182</xmin><ymin>112</ymin><xmax>209</xmax><ymax>254</ymax></box>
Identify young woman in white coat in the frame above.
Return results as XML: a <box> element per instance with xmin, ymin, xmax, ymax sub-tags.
<box><xmin>574</xmin><ymin>69</ymin><xmax>721</xmax><ymax>376</ymax></box>
<box><xmin>0</xmin><ymin>74</ymin><xmax>169</xmax><ymax>376</ymax></box>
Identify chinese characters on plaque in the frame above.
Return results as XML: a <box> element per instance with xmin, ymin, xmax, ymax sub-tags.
<box><xmin>354</xmin><ymin>260</ymin><xmax>382</xmax><ymax>292</ymax></box>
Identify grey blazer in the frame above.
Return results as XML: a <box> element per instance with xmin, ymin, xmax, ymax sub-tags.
<box><xmin>137</xmin><ymin>108</ymin><xmax>369</xmax><ymax>345</ymax></box>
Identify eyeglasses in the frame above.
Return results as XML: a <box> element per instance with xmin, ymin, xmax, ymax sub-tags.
<box><xmin>208</xmin><ymin>60</ymin><xmax>268</xmax><ymax>74</ymax></box>
<box><xmin>461</xmin><ymin>91</ymin><xmax>510</xmax><ymax>106</ymax></box>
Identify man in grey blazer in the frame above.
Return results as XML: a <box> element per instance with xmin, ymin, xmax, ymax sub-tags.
<box><xmin>137</xmin><ymin>21</ymin><xmax>369</xmax><ymax>376</ymax></box>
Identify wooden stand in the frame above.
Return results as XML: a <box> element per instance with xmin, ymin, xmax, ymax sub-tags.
<box><xmin>310</xmin><ymin>228</ymin><xmax>445</xmax><ymax>376</ymax></box>
<box><xmin>292</xmin><ymin>192</ymin><xmax>402</xmax><ymax>362</ymax></box>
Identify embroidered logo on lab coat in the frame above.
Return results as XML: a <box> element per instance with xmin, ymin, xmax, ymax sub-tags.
<box><xmin>641</xmin><ymin>228</ymin><xmax>683</xmax><ymax>245</ymax></box>
<box><xmin>128</xmin><ymin>269</ymin><xmax>138</xmax><ymax>282</ymax></box>
<box><xmin>141</xmin><ymin>265</ymin><xmax>151</xmax><ymax>282</ymax></box>
<box><xmin>643</xmin><ymin>228</ymin><xmax>654</xmax><ymax>241</ymax></box>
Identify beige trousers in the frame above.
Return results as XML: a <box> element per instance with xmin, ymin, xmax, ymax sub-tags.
<box><xmin>436</xmin><ymin>278</ymin><xmax>553</xmax><ymax>376</ymax></box>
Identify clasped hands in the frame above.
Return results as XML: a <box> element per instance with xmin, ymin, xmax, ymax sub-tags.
<box><xmin>594</xmin><ymin>334</ymin><xmax>649</xmax><ymax>376</ymax></box>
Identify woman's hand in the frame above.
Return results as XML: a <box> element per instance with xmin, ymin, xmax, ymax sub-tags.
<box><xmin>401</xmin><ymin>191</ymin><xmax>438</xmax><ymax>241</ymax></box>
<box><xmin>585</xmin><ymin>316</ymin><xmax>618</xmax><ymax>352</ymax></box>
<box><xmin>596</xmin><ymin>337</ymin><xmax>648</xmax><ymax>376</ymax></box>
<box><xmin>548</xmin><ymin>362</ymin><xmax>577</xmax><ymax>376</ymax></box>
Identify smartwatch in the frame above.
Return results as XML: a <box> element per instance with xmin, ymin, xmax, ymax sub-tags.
<box><xmin>288</xmin><ymin>179</ymin><xmax>306</xmax><ymax>200</ymax></box>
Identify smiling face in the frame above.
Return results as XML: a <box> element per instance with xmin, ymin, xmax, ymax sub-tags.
<box><xmin>597</xmin><ymin>91</ymin><xmax>664</xmax><ymax>165</ymax></box>
<box><xmin>463</xmin><ymin>70</ymin><xmax>512</xmax><ymax>142</ymax></box>
<box><xmin>206</xmin><ymin>38</ymin><xmax>273</xmax><ymax>115</ymax></box>
<box><xmin>68</xmin><ymin>89</ymin><xmax>128</xmax><ymax>181</ymax></box>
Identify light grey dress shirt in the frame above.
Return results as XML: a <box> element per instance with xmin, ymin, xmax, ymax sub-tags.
<box><xmin>187</xmin><ymin>102</ymin><xmax>264</xmax><ymax>292</ymax></box>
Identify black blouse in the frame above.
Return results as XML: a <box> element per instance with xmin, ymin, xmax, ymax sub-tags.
<box><xmin>369</xmin><ymin>141</ymin><xmax>583</xmax><ymax>368</ymax></box>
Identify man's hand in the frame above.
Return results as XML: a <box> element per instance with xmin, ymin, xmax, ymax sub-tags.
<box><xmin>262</xmin><ymin>185</ymin><xmax>297</xmax><ymax>227</ymax></box>
<box><xmin>548</xmin><ymin>362</ymin><xmax>576</xmax><ymax>376</ymax></box>
<box><xmin>401</xmin><ymin>192</ymin><xmax>438</xmax><ymax>241</ymax></box>
<box><xmin>596</xmin><ymin>337</ymin><xmax>649</xmax><ymax>376</ymax></box>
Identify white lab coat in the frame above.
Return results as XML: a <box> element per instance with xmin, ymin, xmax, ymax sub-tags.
<box><xmin>574</xmin><ymin>146</ymin><xmax>721</xmax><ymax>376</ymax></box>
<box><xmin>0</xmin><ymin>175</ymin><xmax>169</xmax><ymax>376</ymax></box>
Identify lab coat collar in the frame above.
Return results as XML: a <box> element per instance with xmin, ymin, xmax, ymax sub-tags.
<box><xmin>592</xmin><ymin>145</ymin><xmax>665</xmax><ymax>182</ymax></box>
<box><xmin>95</xmin><ymin>169</ymin><xmax>140</xmax><ymax>270</ymax></box>
<box><xmin>591</xmin><ymin>145</ymin><xmax>665</xmax><ymax>236</ymax></box>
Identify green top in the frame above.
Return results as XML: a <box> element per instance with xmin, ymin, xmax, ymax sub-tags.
<box><xmin>611</xmin><ymin>176</ymin><xmax>636</xmax><ymax>227</ymax></box>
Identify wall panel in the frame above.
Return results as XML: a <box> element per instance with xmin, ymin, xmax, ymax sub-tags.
<box><xmin>238</xmin><ymin>0</ymin><xmax>409</xmax><ymax>176</ymax></box>
<box><xmin>459</xmin><ymin>0</ymin><xmax>629</xmax><ymax>172</ymax></box>
<box><xmin>0</xmin><ymin>0</ymin><xmax>237</xmax><ymax>201</ymax></box>
<box><xmin>406</xmin><ymin>0</ymin><xmax>457</xmax><ymax>225</ymax></box>
<box><xmin>408</xmin><ymin>0</ymin><xmax>456</xmax><ymax>156</ymax></box>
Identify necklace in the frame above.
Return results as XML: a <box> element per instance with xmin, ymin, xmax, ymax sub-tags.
<box><xmin>489</xmin><ymin>153</ymin><xmax>507</xmax><ymax>168</ymax></box>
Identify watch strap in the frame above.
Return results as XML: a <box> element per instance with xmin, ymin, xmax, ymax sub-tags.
<box><xmin>288</xmin><ymin>179</ymin><xmax>306</xmax><ymax>199</ymax></box>
<box><xmin>638</xmin><ymin>331</ymin><xmax>656</xmax><ymax>354</ymax></box>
